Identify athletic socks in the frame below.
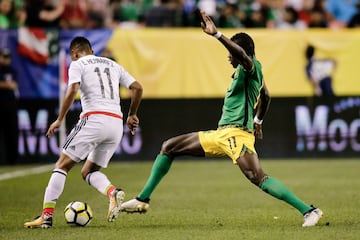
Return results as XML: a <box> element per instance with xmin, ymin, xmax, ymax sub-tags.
<box><xmin>134</xmin><ymin>154</ymin><xmax>313</xmax><ymax>215</ymax></box>
<box><xmin>42</xmin><ymin>168</ymin><xmax>67</xmax><ymax>216</ymax></box>
<box><xmin>138</xmin><ymin>154</ymin><xmax>173</xmax><ymax>200</ymax></box>
<box><xmin>85</xmin><ymin>171</ymin><xmax>113</xmax><ymax>196</ymax></box>
<box><xmin>260</xmin><ymin>176</ymin><xmax>312</xmax><ymax>214</ymax></box>
<box><xmin>41</xmin><ymin>169</ymin><xmax>117</xmax><ymax>218</ymax></box>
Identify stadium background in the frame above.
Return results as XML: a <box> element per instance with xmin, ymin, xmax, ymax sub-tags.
<box><xmin>0</xmin><ymin>28</ymin><xmax>359</xmax><ymax>164</ymax></box>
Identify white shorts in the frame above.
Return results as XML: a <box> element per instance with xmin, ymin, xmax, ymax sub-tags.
<box><xmin>62</xmin><ymin>114</ymin><xmax>123</xmax><ymax>168</ymax></box>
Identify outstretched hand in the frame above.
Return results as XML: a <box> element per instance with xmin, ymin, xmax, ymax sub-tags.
<box><xmin>199</xmin><ymin>10</ymin><xmax>218</xmax><ymax>36</ymax></box>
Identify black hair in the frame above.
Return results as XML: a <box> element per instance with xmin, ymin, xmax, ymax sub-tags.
<box><xmin>285</xmin><ymin>6</ymin><xmax>299</xmax><ymax>24</ymax></box>
<box><xmin>230</xmin><ymin>32</ymin><xmax>255</xmax><ymax>57</ymax></box>
<box><xmin>305</xmin><ymin>45</ymin><xmax>315</xmax><ymax>60</ymax></box>
<box><xmin>70</xmin><ymin>36</ymin><xmax>92</xmax><ymax>52</ymax></box>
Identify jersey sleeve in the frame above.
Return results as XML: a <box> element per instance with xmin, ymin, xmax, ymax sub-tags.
<box><xmin>118</xmin><ymin>65</ymin><xmax>136</xmax><ymax>88</ymax></box>
<box><xmin>68</xmin><ymin>61</ymin><xmax>82</xmax><ymax>85</ymax></box>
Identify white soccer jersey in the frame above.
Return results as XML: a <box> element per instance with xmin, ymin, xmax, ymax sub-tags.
<box><xmin>68</xmin><ymin>55</ymin><xmax>136</xmax><ymax>117</ymax></box>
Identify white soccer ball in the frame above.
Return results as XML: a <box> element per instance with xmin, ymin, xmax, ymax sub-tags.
<box><xmin>64</xmin><ymin>201</ymin><xmax>93</xmax><ymax>227</ymax></box>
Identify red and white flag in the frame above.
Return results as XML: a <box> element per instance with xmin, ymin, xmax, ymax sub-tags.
<box><xmin>17</xmin><ymin>27</ymin><xmax>49</xmax><ymax>65</ymax></box>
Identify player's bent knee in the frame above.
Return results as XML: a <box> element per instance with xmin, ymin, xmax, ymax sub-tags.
<box><xmin>244</xmin><ymin>170</ymin><xmax>263</xmax><ymax>186</ymax></box>
<box><xmin>160</xmin><ymin>139</ymin><xmax>174</xmax><ymax>155</ymax></box>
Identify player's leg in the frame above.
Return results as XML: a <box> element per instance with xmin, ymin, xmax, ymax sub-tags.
<box><xmin>24</xmin><ymin>153</ymin><xmax>76</xmax><ymax>228</ymax></box>
<box><xmin>25</xmin><ymin>116</ymin><xmax>97</xmax><ymax>228</ymax></box>
<box><xmin>82</xmin><ymin>159</ymin><xmax>124</xmax><ymax>222</ymax></box>
<box><xmin>121</xmin><ymin>132</ymin><xmax>204</xmax><ymax>213</ymax></box>
<box><xmin>139</xmin><ymin>132</ymin><xmax>205</xmax><ymax>197</ymax></box>
<box><xmin>236</xmin><ymin>152</ymin><xmax>323</xmax><ymax>226</ymax></box>
<box><xmin>82</xmin><ymin>115</ymin><xmax>124</xmax><ymax>221</ymax></box>
<box><xmin>39</xmin><ymin>117</ymin><xmax>92</xmax><ymax>222</ymax></box>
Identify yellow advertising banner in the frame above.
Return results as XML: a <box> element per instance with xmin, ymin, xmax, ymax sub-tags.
<box><xmin>107</xmin><ymin>28</ymin><xmax>360</xmax><ymax>98</ymax></box>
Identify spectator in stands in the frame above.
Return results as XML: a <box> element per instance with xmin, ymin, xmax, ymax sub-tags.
<box><xmin>59</xmin><ymin>0</ymin><xmax>89</xmax><ymax>29</ymax></box>
<box><xmin>181</xmin><ymin>0</ymin><xmax>198</xmax><ymax>26</ymax></box>
<box><xmin>326</xmin><ymin>0</ymin><xmax>358</xmax><ymax>28</ymax></box>
<box><xmin>305</xmin><ymin>44</ymin><xmax>336</xmax><ymax>97</ymax></box>
<box><xmin>296</xmin><ymin>0</ymin><xmax>315</xmax><ymax>27</ymax></box>
<box><xmin>12</xmin><ymin>0</ymin><xmax>26</xmax><ymax>27</ymax></box>
<box><xmin>0</xmin><ymin>0</ymin><xmax>13</xmax><ymax>29</ymax></box>
<box><xmin>144</xmin><ymin>0</ymin><xmax>183</xmax><ymax>27</ymax></box>
<box><xmin>347</xmin><ymin>2</ymin><xmax>360</xmax><ymax>27</ymax></box>
<box><xmin>217</xmin><ymin>2</ymin><xmax>246</xmax><ymax>28</ymax></box>
<box><xmin>243</xmin><ymin>0</ymin><xmax>275</xmax><ymax>28</ymax></box>
<box><xmin>270</xmin><ymin>0</ymin><xmax>287</xmax><ymax>27</ymax></box>
<box><xmin>276</xmin><ymin>6</ymin><xmax>306</xmax><ymax>29</ymax></box>
<box><xmin>24</xmin><ymin>0</ymin><xmax>66</xmax><ymax>28</ymax></box>
<box><xmin>285</xmin><ymin>0</ymin><xmax>303</xmax><ymax>11</ymax></box>
<box><xmin>87</xmin><ymin>0</ymin><xmax>109</xmax><ymax>28</ymax></box>
<box><xmin>0</xmin><ymin>48</ymin><xmax>18</xmax><ymax>165</ymax></box>
<box><xmin>307</xmin><ymin>0</ymin><xmax>328</xmax><ymax>28</ymax></box>
<box><xmin>108</xmin><ymin>0</ymin><xmax>142</xmax><ymax>28</ymax></box>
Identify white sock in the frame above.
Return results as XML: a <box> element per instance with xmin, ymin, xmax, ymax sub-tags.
<box><xmin>43</xmin><ymin>169</ymin><xmax>67</xmax><ymax>208</ymax></box>
<box><xmin>85</xmin><ymin>171</ymin><xmax>111</xmax><ymax>196</ymax></box>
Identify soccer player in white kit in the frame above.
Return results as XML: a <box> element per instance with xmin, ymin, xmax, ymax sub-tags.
<box><xmin>24</xmin><ymin>36</ymin><xmax>143</xmax><ymax>228</ymax></box>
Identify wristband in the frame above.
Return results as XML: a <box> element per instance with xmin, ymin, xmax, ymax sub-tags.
<box><xmin>213</xmin><ymin>31</ymin><xmax>222</xmax><ymax>39</ymax></box>
<box><xmin>254</xmin><ymin>116</ymin><xmax>263</xmax><ymax>125</ymax></box>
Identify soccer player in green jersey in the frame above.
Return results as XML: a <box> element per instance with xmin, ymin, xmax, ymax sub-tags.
<box><xmin>122</xmin><ymin>10</ymin><xmax>323</xmax><ymax>227</ymax></box>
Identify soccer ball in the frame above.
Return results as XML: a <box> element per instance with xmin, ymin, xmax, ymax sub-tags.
<box><xmin>64</xmin><ymin>201</ymin><xmax>93</xmax><ymax>227</ymax></box>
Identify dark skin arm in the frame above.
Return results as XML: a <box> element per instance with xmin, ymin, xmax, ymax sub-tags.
<box><xmin>199</xmin><ymin>10</ymin><xmax>253</xmax><ymax>71</ymax></box>
<box><xmin>254</xmin><ymin>81</ymin><xmax>271</xmax><ymax>139</ymax></box>
<box><xmin>127</xmin><ymin>81</ymin><xmax>143</xmax><ymax>135</ymax></box>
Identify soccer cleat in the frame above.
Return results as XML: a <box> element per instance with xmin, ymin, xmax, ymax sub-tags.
<box><xmin>120</xmin><ymin>197</ymin><xmax>150</xmax><ymax>214</ymax></box>
<box><xmin>302</xmin><ymin>207</ymin><xmax>323</xmax><ymax>227</ymax></box>
<box><xmin>107</xmin><ymin>189</ymin><xmax>125</xmax><ymax>222</ymax></box>
<box><xmin>24</xmin><ymin>215</ymin><xmax>53</xmax><ymax>229</ymax></box>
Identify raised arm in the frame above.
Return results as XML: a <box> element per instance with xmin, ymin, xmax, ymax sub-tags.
<box><xmin>199</xmin><ymin>10</ymin><xmax>253</xmax><ymax>71</ymax></box>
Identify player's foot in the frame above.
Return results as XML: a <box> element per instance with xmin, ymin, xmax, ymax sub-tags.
<box><xmin>24</xmin><ymin>214</ymin><xmax>53</xmax><ymax>229</ymax></box>
<box><xmin>121</xmin><ymin>197</ymin><xmax>150</xmax><ymax>214</ymax></box>
<box><xmin>107</xmin><ymin>189</ymin><xmax>125</xmax><ymax>222</ymax></box>
<box><xmin>302</xmin><ymin>207</ymin><xmax>323</xmax><ymax>227</ymax></box>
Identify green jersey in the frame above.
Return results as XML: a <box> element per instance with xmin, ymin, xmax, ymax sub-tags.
<box><xmin>218</xmin><ymin>59</ymin><xmax>263</xmax><ymax>130</ymax></box>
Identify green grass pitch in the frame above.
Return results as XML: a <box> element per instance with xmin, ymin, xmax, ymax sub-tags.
<box><xmin>1</xmin><ymin>159</ymin><xmax>359</xmax><ymax>240</ymax></box>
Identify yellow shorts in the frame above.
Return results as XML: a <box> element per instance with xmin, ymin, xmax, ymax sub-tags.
<box><xmin>198</xmin><ymin>126</ymin><xmax>256</xmax><ymax>164</ymax></box>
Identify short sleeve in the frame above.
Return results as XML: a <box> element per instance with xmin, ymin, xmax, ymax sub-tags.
<box><xmin>68</xmin><ymin>61</ymin><xmax>82</xmax><ymax>85</ymax></box>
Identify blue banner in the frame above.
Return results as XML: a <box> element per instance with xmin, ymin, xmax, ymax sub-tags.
<box><xmin>0</xmin><ymin>29</ymin><xmax>113</xmax><ymax>99</ymax></box>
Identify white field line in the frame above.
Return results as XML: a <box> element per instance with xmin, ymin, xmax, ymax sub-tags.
<box><xmin>0</xmin><ymin>164</ymin><xmax>54</xmax><ymax>181</ymax></box>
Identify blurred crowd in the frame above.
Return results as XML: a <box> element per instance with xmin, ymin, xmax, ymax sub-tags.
<box><xmin>0</xmin><ymin>0</ymin><xmax>360</xmax><ymax>29</ymax></box>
